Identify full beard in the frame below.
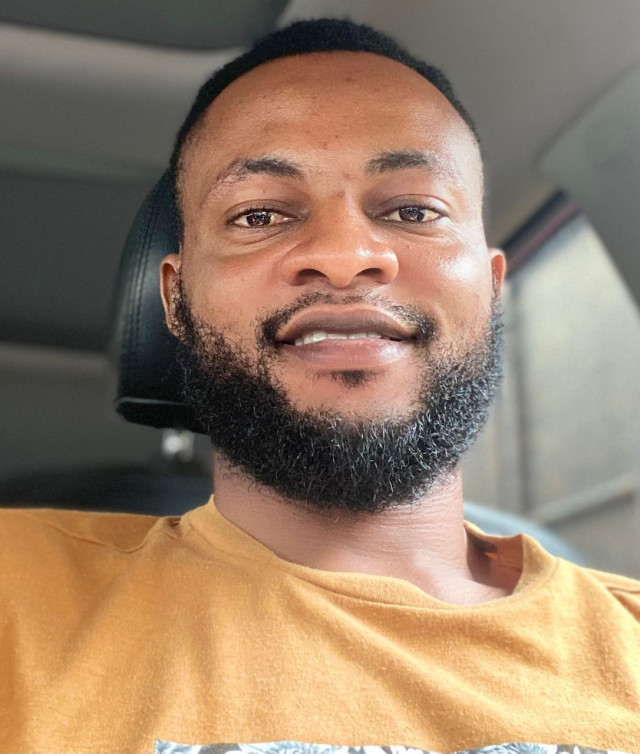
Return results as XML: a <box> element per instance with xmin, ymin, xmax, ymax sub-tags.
<box><xmin>173</xmin><ymin>282</ymin><xmax>505</xmax><ymax>515</ymax></box>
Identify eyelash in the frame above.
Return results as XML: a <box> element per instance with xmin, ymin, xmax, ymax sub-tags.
<box><xmin>228</xmin><ymin>206</ymin><xmax>291</xmax><ymax>227</ymax></box>
<box><xmin>228</xmin><ymin>202</ymin><xmax>443</xmax><ymax>228</ymax></box>
<box><xmin>382</xmin><ymin>205</ymin><xmax>441</xmax><ymax>223</ymax></box>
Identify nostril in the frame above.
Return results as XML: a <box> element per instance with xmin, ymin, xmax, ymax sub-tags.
<box><xmin>289</xmin><ymin>268</ymin><xmax>330</xmax><ymax>285</ymax></box>
<box><xmin>280</xmin><ymin>246</ymin><xmax>399</xmax><ymax>288</ymax></box>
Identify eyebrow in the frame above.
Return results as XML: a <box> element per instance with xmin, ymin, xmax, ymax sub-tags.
<box><xmin>365</xmin><ymin>149</ymin><xmax>462</xmax><ymax>184</ymax></box>
<box><xmin>205</xmin><ymin>148</ymin><xmax>462</xmax><ymax>202</ymax></box>
<box><xmin>209</xmin><ymin>156</ymin><xmax>305</xmax><ymax>193</ymax></box>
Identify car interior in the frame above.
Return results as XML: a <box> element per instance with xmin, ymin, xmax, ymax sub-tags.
<box><xmin>1</xmin><ymin>0</ymin><xmax>639</xmax><ymax>576</ymax></box>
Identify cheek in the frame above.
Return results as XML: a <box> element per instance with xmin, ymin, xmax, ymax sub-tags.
<box><xmin>437</xmin><ymin>254</ymin><xmax>495</xmax><ymax>340</ymax></box>
<box><xmin>214</xmin><ymin>256</ymin><xmax>276</xmax><ymax>318</ymax></box>
<box><xmin>402</xmin><ymin>237</ymin><xmax>491</xmax><ymax>304</ymax></box>
<box><xmin>437</xmin><ymin>253</ymin><xmax>488</xmax><ymax>291</ymax></box>
<box><xmin>184</xmin><ymin>254</ymin><xmax>271</xmax><ymax>343</ymax></box>
<box><xmin>431</xmin><ymin>223</ymin><xmax>494</xmax><ymax>295</ymax></box>
<box><xmin>406</xmin><ymin>245</ymin><xmax>493</xmax><ymax>341</ymax></box>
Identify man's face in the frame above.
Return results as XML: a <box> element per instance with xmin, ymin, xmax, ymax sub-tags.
<box><xmin>161</xmin><ymin>51</ymin><xmax>506</xmax><ymax>512</ymax></box>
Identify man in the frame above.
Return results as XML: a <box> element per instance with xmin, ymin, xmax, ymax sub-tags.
<box><xmin>1</xmin><ymin>18</ymin><xmax>638</xmax><ymax>754</ymax></box>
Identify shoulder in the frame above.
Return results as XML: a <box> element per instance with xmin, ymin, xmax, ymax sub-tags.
<box><xmin>0</xmin><ymin>507</ymin><xmax>179</xmax><ymax>611</ymax></box>
<box><xmin>577</xmin><ymin>563</ymin><xmax>640</xmax><ymax>621</ymax></box>
<box><xmin>494</xmin><ymin>527</ymin><xmax>640</xmax><ymax>626</ymax></box>
<box><xmin>0</xmin><ymin>506</ymin><xmax>163</xmax><ymax>566</ymax></box>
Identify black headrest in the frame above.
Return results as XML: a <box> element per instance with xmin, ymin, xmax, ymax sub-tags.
<box><xmin>110</xmin><ymin>171</ymin><xmax>207</xmax><ymax>434</ymax></box>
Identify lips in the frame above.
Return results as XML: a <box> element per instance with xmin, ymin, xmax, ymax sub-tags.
<box><xmin>275</xmin><ymin>307</ymin><xmax>417</xmax><ymax>346</ymax></box>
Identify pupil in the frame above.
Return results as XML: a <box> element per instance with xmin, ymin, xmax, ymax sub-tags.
<box><xmin>247</xmin><ymin>211</ymin><xmax>272</xmax><ymax>226</ymax></box>
<box><xmin>399</xmin><ymin>207</ymin><xmax>425</xmax><ymax>222</ymax></box>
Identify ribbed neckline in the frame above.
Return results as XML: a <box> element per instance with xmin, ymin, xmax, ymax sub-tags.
<box><xmin>183</xmin><ymin>496</ymin><xmax>559</xmax><ymax>611</ymax></box>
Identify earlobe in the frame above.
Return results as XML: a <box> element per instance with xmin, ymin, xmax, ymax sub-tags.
<box><xmin>159</xmin><ymin>253</ymin><xmax>182</xmax><ymax>337</ymax></box>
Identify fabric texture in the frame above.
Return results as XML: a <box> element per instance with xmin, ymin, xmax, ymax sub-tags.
<box><xmin>0</xmin><ymin>498</ymin><xmax>638</xmax><ymax>754</ymax></box>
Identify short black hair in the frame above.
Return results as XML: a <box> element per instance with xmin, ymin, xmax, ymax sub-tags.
<box><xmin>169</xmin><ymin>17</ymin><xmax>479</xmax><ymax>238</ymax></box>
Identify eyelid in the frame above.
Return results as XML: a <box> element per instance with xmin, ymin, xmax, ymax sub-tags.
<box><xmin>376</xmin><ymin>193</ymin><xmax>447</xmax><ymax>212</ymax></box>
<box><xmin>227</xmin><ymin>205</ymin><xmax>296</xmax><ymax>227</ymax></box>
<box><xmin>224</xmin><ymin>196</ymin><xmax>447</xmax><ymax>228</ymax></box>
<box><xmin>382</xmin><ymin>206</ymin><xmax>440</xmax><ymax>222</ymax></box>
<box><xmin>377</xmin><ymin>199</ymin><xmax>445</xmax><ymax>223</ymax></box>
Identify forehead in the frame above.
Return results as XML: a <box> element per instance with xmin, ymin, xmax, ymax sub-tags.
<box><xmin>181</xmin><ymin>51</ymin><xmax>482</xmax><ymax>196</ymax></box>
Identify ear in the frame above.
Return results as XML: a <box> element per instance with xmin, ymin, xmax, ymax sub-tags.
<box><xmin>160</xmin><ymin>253</ymin><xmax>182</xmax><ymax>337</ymax></box>
<box><xmin>489</xmin><ymin>248</ymin><xmax>507</xmax><ymax>294</ymax></box>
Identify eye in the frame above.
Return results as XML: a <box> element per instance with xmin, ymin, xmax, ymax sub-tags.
<box><xmin>231</xmin><ymin>209</ymin><xmax>292</xmax><ymax>227</ymax></box>
<box><xmin>383</xmin><ymin>206</ymin><xmax>440</xmax><ymax>223</ymax></box>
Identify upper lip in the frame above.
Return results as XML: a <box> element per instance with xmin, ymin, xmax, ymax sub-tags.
<box><xmin>275</xmin><ymin>307</ymin><xmax>417</xmax><ymax>344</ymax></box>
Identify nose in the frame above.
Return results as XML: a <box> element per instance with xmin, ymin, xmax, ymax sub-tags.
<box><xmin>279</xmin><ymin>204</ymin><xmax>400</xmax><ymax>289</ymax></box>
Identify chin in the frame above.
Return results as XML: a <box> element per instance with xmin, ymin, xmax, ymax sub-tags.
<box><xmin>288</xmin><ymin>373</ymin><xmax>421</xmax><ymax>421</ymax></box>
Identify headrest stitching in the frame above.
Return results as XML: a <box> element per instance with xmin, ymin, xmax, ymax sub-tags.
<box><xmin>129</xmin><ymin>180</ymin><xmax>165</xmax><ymax>393</ymax></box>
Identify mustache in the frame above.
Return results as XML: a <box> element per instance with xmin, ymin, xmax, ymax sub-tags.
<box><xmin>259</xmin><ymin>290</ymin><xmax>438</xmax><ymax>348</ymax></box>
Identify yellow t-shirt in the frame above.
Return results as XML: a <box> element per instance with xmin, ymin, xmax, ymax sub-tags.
<box><xmin>0</xmin><ymin>498</ymin><xmax>638</xmax><ymax>754</ymax></box>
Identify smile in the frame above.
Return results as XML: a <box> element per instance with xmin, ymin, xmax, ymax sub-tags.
<box><xmin>293</xmin><ymin>331</ymin><xmax>398</xmax><ymax>346</ymax></box>
<box><xmin>279</xmin><ymin>336</ymin><xmax>413</xmax><ymax>369</ymax></box>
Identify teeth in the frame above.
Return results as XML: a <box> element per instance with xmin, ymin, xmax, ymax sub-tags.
<box><xmin>293</xmin><ymin>331</ymin><xmax>384</xmax><ymax>346</ymax></box>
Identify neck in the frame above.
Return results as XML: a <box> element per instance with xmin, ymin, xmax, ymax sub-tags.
<box><xmin>211</xmin><ymin>453</ymin><xmax>518</xmax><ymax>605</ymax></box>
